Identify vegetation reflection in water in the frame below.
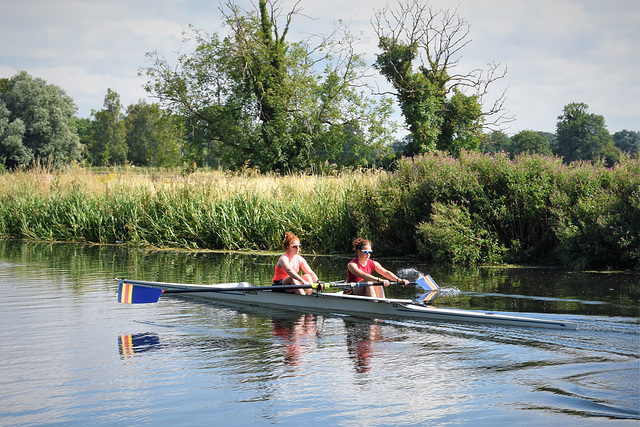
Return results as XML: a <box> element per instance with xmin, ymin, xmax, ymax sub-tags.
<box><xmin>1</xmin><ymin>239</ymin><xmax>639</xmax><ymax>424</ymax></box>
<box><xmin>1</xmin><ymin>240</ymin><xmax>637</xmax><ymax>318</ymax></box>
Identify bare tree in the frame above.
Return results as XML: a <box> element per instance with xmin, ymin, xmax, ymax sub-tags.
<box><xmin>373</xmin><ymin>0</ymin><xmax>512</xmax><ymax>155</ymax></box>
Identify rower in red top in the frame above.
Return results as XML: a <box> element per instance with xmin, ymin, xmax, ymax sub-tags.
<box><xmin>272</xmin><ymin>232</ymin><xmax>319</xmax><ymax>295</ymax></box>
<box><xmin>346</xmin><ymin>238</ymin><xmax>409</xmax><ymax>298</ymax></box>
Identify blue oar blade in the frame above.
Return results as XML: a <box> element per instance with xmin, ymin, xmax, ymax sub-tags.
<box><xmin>417</xmin><ymin>290</ymin><xmax>439</xmax><ymax>303</ymax></box>
<box><xmin>416</xmin><ymin>275</ymin><xmax>439</xmax><ymax>291</ymax></box>
<box><xmin>118</xmin><ymin>282</ymin><xmax>164</xmax><ymax>304</ymax></box>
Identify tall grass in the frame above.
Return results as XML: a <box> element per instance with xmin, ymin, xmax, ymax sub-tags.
<box><xmin>1</xmin><ymin>154</ymin><xmax>638</xmax><ymax>270</ymax></box>
<box><xmin>0</xmin><ymin>165</ymin><xmax>363</xmax><ymax>253</ymax></box>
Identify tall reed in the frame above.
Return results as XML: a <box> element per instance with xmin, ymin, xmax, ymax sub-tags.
<box><xmin>0</xmin><ymin>165</ymin><xmax>360</xmax><ymax>253</ymax></box>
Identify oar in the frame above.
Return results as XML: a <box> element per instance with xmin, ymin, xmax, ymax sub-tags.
<box><xmin>334</xmin><ymin>277</ymin><xmax>440</xmax><ymax>304</ymax></box>
<box><xmin>117</xmin><ymin>281</ymin><xmax>325</xmax><ymax>304</ymax></box>
<box><xmin>326</xmin><ymin>275</ymin><xmax>439</xmax><ymax>291</ymax></box>
<box><xmin>117</xmin><ymin>276</ymin><xmax>438</xmax><ymax>304</ymax></box>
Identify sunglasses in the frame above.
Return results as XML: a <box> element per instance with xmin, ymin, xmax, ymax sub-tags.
<box><xmin>361</xmin><ymin>250</ymin><xmax>373</xmax><ymax>254</ymax></box>
<box><xmin>291</xmin><ymin>245</ymin><xmax>301</xmax><ymax>248</ymax></box>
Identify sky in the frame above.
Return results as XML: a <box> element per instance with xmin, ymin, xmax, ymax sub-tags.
<box><xmin>1</xmin><ymin>0</ymin><xmax>638</xmax><ymax>136</ymax></box>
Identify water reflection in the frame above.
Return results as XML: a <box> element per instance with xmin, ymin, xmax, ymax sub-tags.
<box><xmin>344</xmin><ymin>321</ymin><xmax>382</xmax><ymax>374</ymax></box>
<box><xmin>118</xmin><ymin>332</ymin><xmax>162</xmax><ymax>360</ymax></box>
<box><xmin>272</xmin><ymin>314</ymin><xmax>318</xmax><ymax>366</ymax></box>
<box><xmin>1</xmin><ymin>239</ymin><xmax>637</xmax><ymax>425</ymax></box>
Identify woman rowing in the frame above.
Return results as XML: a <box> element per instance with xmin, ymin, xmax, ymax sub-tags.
<box><xmin>272</xmin><ymin>232</ymin><xmax>319</xmax><ymax>295</ymax></box>
<box><xmin>346</xmin><ymin>238</ymin><xmax>409</xmax><ymax>298</ymax></box>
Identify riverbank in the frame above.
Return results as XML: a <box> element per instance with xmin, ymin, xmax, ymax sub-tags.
<box><xmin>0</xmin><ymin>151</ymin><xmax>638</xmax><ymax>270</ymax></box>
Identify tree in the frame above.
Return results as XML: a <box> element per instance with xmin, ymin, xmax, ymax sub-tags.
<box><xmin>0</xmin><ymin>102</ymin><xmax>27</xmax><ymax>168</ymax></box>
<box><xmin>555</xmin><ymin>102</ymin><xmax>613</xmax><ymax>164</ymax></box>
<box><xmin>373</xmin><ymin>0</ymin><xmax>510</xmax><ymax>157</ymax></box>
<box><xmin>0</xmin><ymin>71</ymin><xmax>82</xmax><ymax>169</ymax></box>
<box><xmin>613</xmin><ymin>130</ymin><xmax>639</xmax><ymax>157</ymax></box>
<box><xmin>124</xmin><ymin>101</ymin><xmax>183</xmax><ymax>167</ymax></box>
<box><xmin>89</xmin><ymin>89</ymin><xmax>127</xmax><ymax>166</ymax></box>
<box><xmin>141</xmin><ymin>0</ymin><xmax>396</xmax><ymax>171</ymax></box>
<box><xmin>510</xmin><ymin>130</ymin><xmax>552</xmax><ymax>157</ymax></box>
<box><xmin>479</xmin><ymin>130</ymin><xmax>510</xmax><ymax>153</ymax></box>
<box><xmin>537</xmin><ymin>131</ymin><xmax>557</xmax><ymax>153</ymax></box>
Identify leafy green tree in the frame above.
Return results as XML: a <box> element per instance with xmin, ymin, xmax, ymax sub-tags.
<box><xmin>480</xmin><ymin>130</ymin><xmax>510</xmax><ymax>153</ymax></box>
<box><xmin>75</xmin><ymin>117</ymin><xmax>92</xmax><ymax>151</ymax></box>
<box><xmin>537</xmin><ymin>131</ymin><xmax>557</xmax><ymax>153</ymax></box>
<box><xmin>0</xmin><ymin>101</ymin><xmax>28</xmax><ymax>168</ymax></box>
<box><xmin>510</xmin><ymin>130</ymin><xmax>552</xmax><ymax>157</ymax></box>
<box><xmin>373</xmin><ymin>0</ymin><xmax>509</xmax><ymax>157</ymax></box>
<box><xmin>124</xmin><ymin>101</ymin><xmax>182</xmax><ymax>167</ymax></box>
<box><xmin>141</xmin><ymin>0</ymin><xmax>395</xmax><ymax>171</ymax></box>
<box><xmin>555</xmin><ymin>102</ymin><xmax>613</xmax><ymax>164</ymax></box>
<box><xmin>0</xmin><ymin>71</ymin><xmax>82</xmax><ymax>169</ymax></box>
<box><xmin>89</xmin><ymin>89</ymin><xmax>127</xmax><ymax>166</ymax></box>
<box><xmin>613</xmin><ymin>130</ymin><xmax>639</xmax><ymax>157</ymax></box>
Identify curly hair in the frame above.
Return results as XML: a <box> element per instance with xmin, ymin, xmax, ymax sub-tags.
<box><xmin>282</xmin><ymin>232</ymin><xmax>300</xmax><ymax>250</ymax></box>
<box><xmin>352</xmin><ymin>237</ymin><xmax>371</xmax><ymax>253</ymax></box>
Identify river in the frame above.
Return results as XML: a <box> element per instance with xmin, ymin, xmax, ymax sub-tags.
<box><xmin>0</xmin><ymin>240</ymin><xmax>638</xmax><ymax>425</ymax></box>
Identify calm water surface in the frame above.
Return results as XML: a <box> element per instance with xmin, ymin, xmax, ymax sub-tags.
<box><xmin>0</xmin><ymin>241</ymin><xmax>638</xmax><ymax>426</ymax></box>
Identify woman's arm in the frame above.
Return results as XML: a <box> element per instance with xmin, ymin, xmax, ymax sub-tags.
<box><xmin>279</xmin><ymin>255</ymin><xmax>307</xmax><ymax>283</ymax></box>
<box><xmin>374</xmin><ymin>262</ymin><xmax>409</xmax><ymax>285</ymax></box>
<box><xmin>300</xmin><ymin>257</ymin><xmax>318</xmax><ymax>282</ymax></box>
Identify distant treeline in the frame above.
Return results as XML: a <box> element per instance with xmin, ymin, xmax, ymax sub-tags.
<box><xmin>2</xmin><ymin>0</ymin><xmax>639</xmax><ymax>172</ymax></box>
<box><xmin>2</xmin><ymin>71</ymin><xmax>638</xmax><ymax>173</ymax></box>
<box><xmin>0</xmin><ymin>151</ymin><xmax>638</xmax><ymax>271</ymax></box>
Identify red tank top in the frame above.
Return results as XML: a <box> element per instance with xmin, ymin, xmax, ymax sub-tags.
<box><xmin>347</xmin><ymin>258</ymin><xmax>375</xmax><ymax>282</ymax></box>
<box><xmin>273</xmin><ymin>254</ymin><xmax>300</xmax><ymax>281</ymax></box>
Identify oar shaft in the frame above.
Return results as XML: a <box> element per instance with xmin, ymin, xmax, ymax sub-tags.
<box><xmin>162</xmin><ymin>281</ymin><xmax>417</xmax><ymax>294</ymax></box>
<box><xmin>162</xmin><ymin>284</ymin><xmax>317</xmax><ymax>293</ymax></box>
<box><xmin>342</xmin><ymin>281</ymin><xmax>416</xmax><ymax>287</ymax></box>
<box><xmin>116</xmin><ymin>277</ymin><xmax>438</xmax><ymax>304</ymax></box>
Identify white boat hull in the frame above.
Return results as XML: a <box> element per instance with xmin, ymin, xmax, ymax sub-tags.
<box><xmin>116</xmin><ymin>279</ymin><xmax>578</xmax><ymax>330</ymax></box>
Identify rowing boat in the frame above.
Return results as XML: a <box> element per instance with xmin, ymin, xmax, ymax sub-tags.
<box><xmin>115</xmin><ymin>278</ymin><xmax>578</xmax><ymax>330</ymax></box>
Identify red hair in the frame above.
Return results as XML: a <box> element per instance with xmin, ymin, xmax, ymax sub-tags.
<box><xmin>282</xmin><ymin>232</ymin><xmax>300</xmax><ymax>250</ymax></box>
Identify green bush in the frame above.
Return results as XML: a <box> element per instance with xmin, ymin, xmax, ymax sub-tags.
<box><xmin>349</xmin><ymin>151</ymin><xmax>639</xmax><ymax>269</ymax></box>
<box><xmin>416</xmin><ymin>201</ymin><xmax>506</xmax><ymax>264</ymax></box>
<box><xmin>549</xmin><ymin>156</ymin><xmax>640</xmax><ymax>269</ymax></box>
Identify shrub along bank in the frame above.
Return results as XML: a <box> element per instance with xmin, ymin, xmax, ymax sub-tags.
<box><xmin>348</xmin><ymin>151</ymin><xmax>639</xmax><ymax>270</ymax></box>
<box><xmin>0</xmin><ymin>153</ymin><xmax>638</xmax><ymax>270</ymax></box>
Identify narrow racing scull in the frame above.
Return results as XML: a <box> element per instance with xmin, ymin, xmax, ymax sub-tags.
<box><xmin>115</xmin><ymin>277</ymin><xmax>578</xmax><ymax>330</ymax></box>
